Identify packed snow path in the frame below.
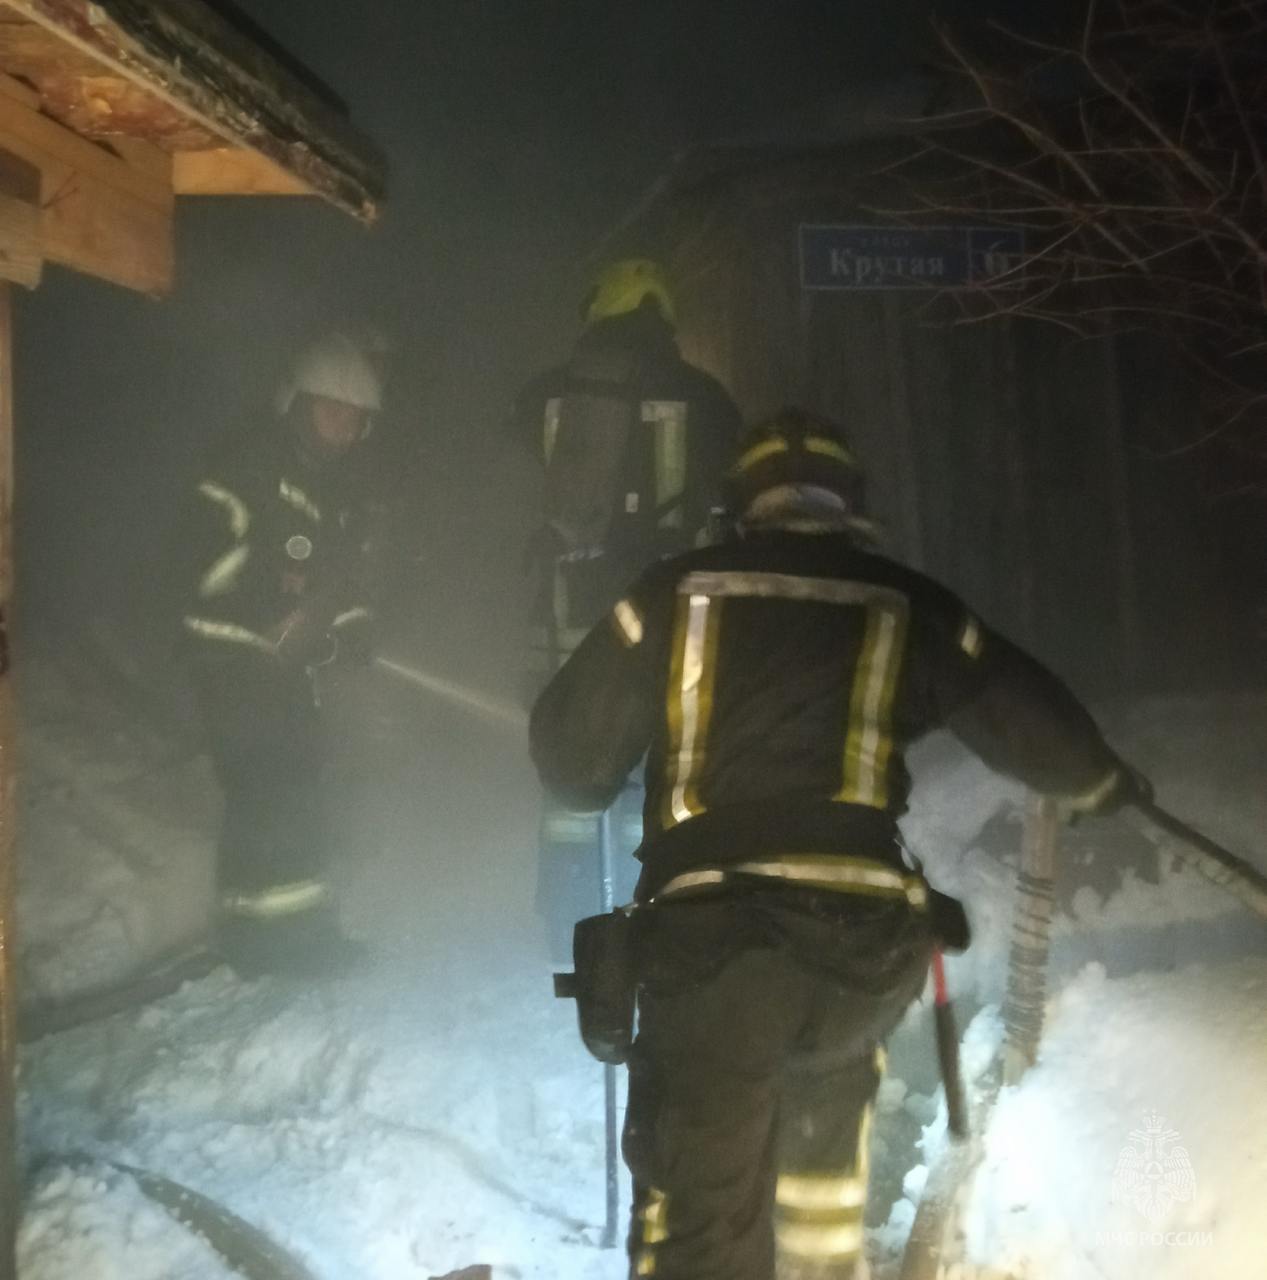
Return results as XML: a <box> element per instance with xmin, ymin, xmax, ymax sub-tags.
<box><xmin>20</xmin><ymin>960</ymin><xmax>629</xmax><ymax>1280</ymax></box>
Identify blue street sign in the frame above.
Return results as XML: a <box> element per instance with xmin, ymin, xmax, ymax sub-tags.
<box><xmin>800</xmin><ymin>224</ymin><xmax>1026</xmax><ymax>291</ymax></box>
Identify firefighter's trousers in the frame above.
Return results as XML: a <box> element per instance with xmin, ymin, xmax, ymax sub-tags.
<box><xmin>194</xmin><ymin>656</ymin><xmax>334</xmax><ymax>962</ymax></box>
<box><xmin>624</xmin><ymin>889</ymin><xmax>932</xmax><ymax>1280</ymax></box>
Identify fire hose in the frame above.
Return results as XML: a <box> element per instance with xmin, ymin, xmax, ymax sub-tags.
<box><xmin>1126</xmin><ymin>798</ymin><xmax>1267</xmax><ymax>922</ymax></box>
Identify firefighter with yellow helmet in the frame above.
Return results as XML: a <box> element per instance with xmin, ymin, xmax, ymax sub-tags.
<box><xmin>182</xmin><ymin>331</ymin><xmax>386</xmax><ymax>975</ymax></box>
<box><xmin>513</xmin><ymin>258</ymin><xmax>743</xmax><ymax>957</ymax></box>
<box><xmin>530</xmin><ymin>408</ymin><xmax>1148</xmax><ymax>1280</ymax></box>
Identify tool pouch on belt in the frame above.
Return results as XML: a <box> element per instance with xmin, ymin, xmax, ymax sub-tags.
<box><xmin>565</xmin><ymin>909</ymin><xmax>638</xmax><ymax>1065</ymax></box>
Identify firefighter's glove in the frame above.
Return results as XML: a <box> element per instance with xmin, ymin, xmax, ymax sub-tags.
<box><xmin>269</xmin><ymin>609</ymin><xmax>337</xmax><ymax>671</ymax></box>
<box><xmin>334</xmin><ymin>623</ymin><xmax>374</xmax><ymax>667</ymax></box>
<box><xmin>1067</xmin><ymin>762</ymin><xmax>1153</xmax><ymax>819</ymax></box>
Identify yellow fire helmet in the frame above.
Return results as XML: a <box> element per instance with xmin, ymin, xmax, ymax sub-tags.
<box><xmin>583</xmin><ymin>258</ymin><xmax>677</xmax><ymax>328</ymax></box>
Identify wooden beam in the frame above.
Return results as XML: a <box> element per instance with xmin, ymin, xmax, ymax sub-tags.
<box><xmin>107</xmin><ymin>136</ymin><xmax>176</xmax><ymax>185</ymax></box>
<box><xmin>173</xmin><ymin>146</ymin><xmax>312</xmax><ymax>198</ymax></box>
<box><xmin>0</xmin><ymin>71</ymin><xmax>169</xmax><ymax>208</ymax></box>
<box><xmin>40</xmin><ymin>164</ymin><xmax>172</xmax><ymax>294</ymax></box>
<box><xmin>0</xmin><ymin>70</ymin><xmax>172</xmax><ymax>293</ymax></box>
<box><xmin>0</xmin><ymin>281</ymin><xmax>17</xmax><ymax>1280</ymax></box>
<box><xmin>2</xmin><ymin>0</ymin><xmax>383</xmax><ymax>222</ymax></box>
<box><xmin>0</xmin><ymin>146</ymin><xmax>40</xmax><ymax>286</ymax></box>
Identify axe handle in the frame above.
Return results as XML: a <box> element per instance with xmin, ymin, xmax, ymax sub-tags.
<box><xmin>931</xmin><ymin>950</ymin><xmax>969</xmax><ymax>1141</ymax></box>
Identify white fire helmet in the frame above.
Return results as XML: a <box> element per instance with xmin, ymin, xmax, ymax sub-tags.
<box><xmin>276</xmin><ymin>332</ymin><xmax>384</xmax><ymax>417</ymax></box>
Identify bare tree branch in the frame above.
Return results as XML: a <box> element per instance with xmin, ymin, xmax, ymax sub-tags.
<box><xmin>882</xmin><ymin>0</ymin><xmax>1267</xmax><ymax>475</ymax></box>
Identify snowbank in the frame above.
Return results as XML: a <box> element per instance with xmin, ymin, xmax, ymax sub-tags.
<box><xmin>20</xmin><ymin>962</ymin><xmax>627</xmax><ymax>1280</ymax></box>
<box><xmin>17</xmin><ymin>654</ymin><xmax>216</xmax><ymax>1003</ymax></box>
<box><xmin>961</xmin><ymin>959</ymin><xmax>1267</xmax><ymax>1278</ymax></box>
<box><xmin>18</xmin><ymin>1166</ymin><xmax>241</xmax><ymax>1280</ymax></box>
<box><xmin>905</xmin><ymin>694</ymin><xmax>1267</xmax><ymax>1006</ymax></box>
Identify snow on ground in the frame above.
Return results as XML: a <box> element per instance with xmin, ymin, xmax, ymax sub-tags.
<box><xmin>957</xmin><ymin>959</ymin><xmax>1267</xmax><ymax>1279</ymax></box>
<box><xmin>19</xmin><ymin>1165</ymin><xmax>242</xmax><ymax>1280</ymax></box>
<box><xmin>21</xmin><ymin>959</ymin><xmax>627</xmax><ymax>1280</ymax></box>
<box><xmin>17</xmin><ymin>652</ymin><xmax>216</xmax><ymax>1003</ymax></box>
<box><xmin>14</xmin><ymin>656</ymin><xmax>1267</xmax><ymax>1278</ymax></box>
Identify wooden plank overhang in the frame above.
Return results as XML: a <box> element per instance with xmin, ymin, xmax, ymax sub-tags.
<box><xmin>0</xmin><ymin>0</ymin><xmax>386</xmax><ymax>294</ymax></box>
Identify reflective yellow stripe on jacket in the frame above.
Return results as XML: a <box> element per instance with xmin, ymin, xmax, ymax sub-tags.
<box><xmin>654</xmin><ymin>855</ymin><xmax>928</xmax><ymax>909</ymax></box>
<box><xmin>662</xmin><ymin>591</ymin><xmax>722</xmax><ymax>828</ymax></box>
<box><xmin>183</xmin><ymin>616</ymin><xmax>275</xmax><ymax>655</ymax></box>
<box><xmin>837</xmin><ymin>599</ymin><xmax>908</xmax><ymax>808</ymax></box>
<box><xmin>278</xmin><ymin>478</ymin><xmax>322</xmax><ymax>523</ymax></box>
<box><xmin>660</xmin><ymin>571</ymin><xmax>912</xmax><ymax>827</ymax></box>
<box><xmin>198</xmin><ymin>481</ymin><xmax>250</xmax><ymax>539</ymax></box>
<box><xmin>222</xmin><ymin>879</ymin><xmax>330</xmax><ymax>920</ymax></box>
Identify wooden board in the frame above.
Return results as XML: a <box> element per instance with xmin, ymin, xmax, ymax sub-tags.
<box><xmin>0</xmin><ymin>145</ymin><xmax>39</xmax><ymax>286</ymax></box>
<box><xmin>1</xmin><ymin>0</ymin><xmax>383</xmax><ymax>221</ymax></box>
<box><xmin>0</xmin><ymin>69</ymin><xmax>172</xmax><ymax>293</ymax></box>
<box><xmin>0</xmin><ymin>12</ymin><xmax>217</xmax><ymax>148</ymax></box>
<box><xmin>173</xmin><ymin>146</ymin><xmax>311</xmax><ymax>198</ymax></box>
<box><xmin>0</xmin><ymin>282</ymin><xmax>16</xmax><ymax>1280</ymax></box>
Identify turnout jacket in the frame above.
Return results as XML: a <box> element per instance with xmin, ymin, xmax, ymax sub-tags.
<box><xmin>530</xmin><ymin>529</ymin><xmax>1122</xmax><ymax>901</ymax></box>
<box><xmin>182</xmin><ymin>426</ymin><xmax>381</xmax><ymax>669</ymax></box>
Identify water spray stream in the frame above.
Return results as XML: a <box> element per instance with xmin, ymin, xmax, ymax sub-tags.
<box><xmin>373</xmin><ymin>656</ymin><xmax>529</xmax><ymax>732</ymax></box>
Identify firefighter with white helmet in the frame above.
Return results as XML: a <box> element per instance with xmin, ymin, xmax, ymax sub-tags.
<box><xmin>181</xmin><ymin>329</ymin><xmax>387</xmax><ymax>974</ymax></box>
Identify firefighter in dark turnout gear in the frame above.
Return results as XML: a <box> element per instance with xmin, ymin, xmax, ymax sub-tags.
<box><xmin>183</xmin><ymin>332</ymin><xmax>384</xmax><ymax>975</ymax></box>
<box><xmin>530</xmin><ymin>409</ymin><xmax>1145</xmax><ymax>1280</ymax></box>
<box><xmin>514</xmin><ymin>258</ymin><xmax>743</xmax><ymax>956</ymax></box>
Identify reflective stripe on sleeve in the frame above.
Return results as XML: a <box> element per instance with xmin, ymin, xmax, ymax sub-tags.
<box><xmin>332</xmin><ymin>606</ymin><xmax>373</xmax><ymax>628</ymax></box>
<box><xmin>1065</xmin><ymin>767</ymin><xmax>1120</xmax><ymax>813</ymax></box>
<box><xmin>197</xmin><ymin>481</ymin><xmax>250</xmax><ymax>539</ymax></box>
<box><xmin>279</xmin><ymin>478</ymin><xmax>322</xmax><ymax>523</ymax></box>
<box><xmin>543</xmin><ymin>397</ymin><xmax>562</xmax><ymax>463</ymax></box>
<box><xmin>198</xmin><ymin>543</ymin><xmax>250</xmax><ymax>598</ymax></box>
<box><xmin>959</xmin><ymin>614</ymin><xmax>983</xmax><ymax>658</ymax></box>
<box><xmin>183</xmin><ymin>616</ymin><xmax>275</xmax><ymax>655</ymax></box>
<box><xmin>650</xmin><ymin>869</ymin><xmax>728</xmax><ymax>900</ymax></box>
<box><xmin>612</xmin><ymin>598</ymin><xmax>644</xmax><ymax>647</ymax></box>
<box><xmin>222</xmin><ymin>880</ymin><xmax>330</xmax><ymax>920</ymax></box>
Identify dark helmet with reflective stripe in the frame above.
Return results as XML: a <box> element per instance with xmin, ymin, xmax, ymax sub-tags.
<box><xmin>722</xmin><ymin>408</ymin><xmax>866</xmax><ymax>522</ymax></box>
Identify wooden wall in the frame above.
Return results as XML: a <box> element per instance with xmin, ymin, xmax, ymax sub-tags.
<box><xmin>650</xmin><ymin>168</ymin><xmax>1234</xmax><ymax>693</ymax></box>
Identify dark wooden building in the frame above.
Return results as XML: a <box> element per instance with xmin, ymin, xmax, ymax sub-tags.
<box><xmin>606</xmin><ymin>126</ymin><xmax>1250</xmax><ymax>695</ymax></box>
